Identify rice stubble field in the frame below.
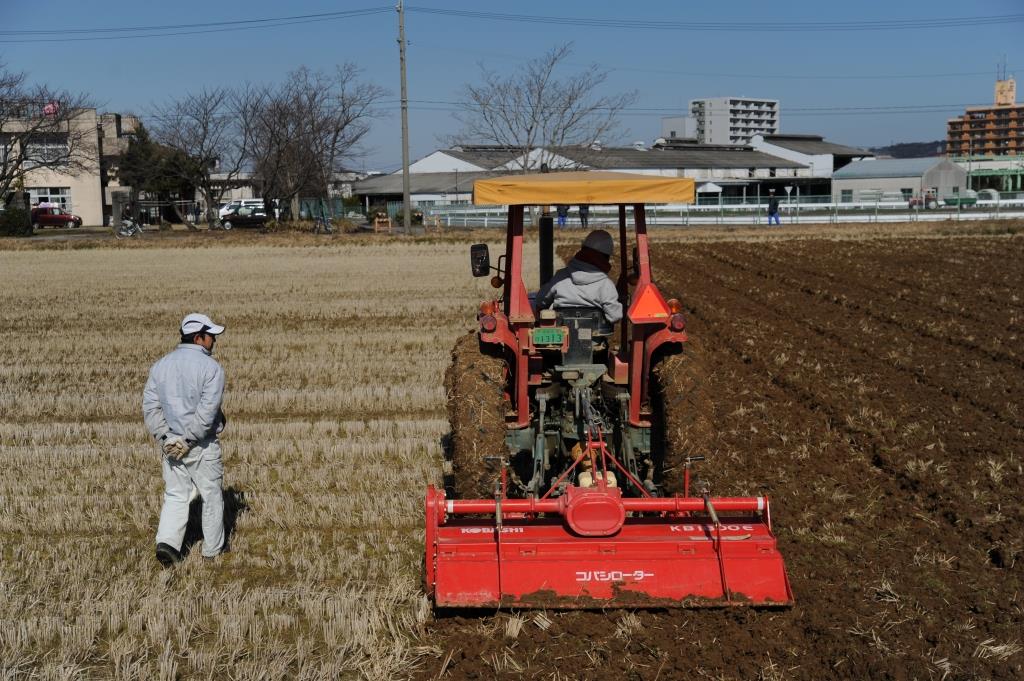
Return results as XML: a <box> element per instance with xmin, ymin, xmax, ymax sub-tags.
<box><xmin>1</xmin><ymin>238</ymin><xmax>523</xmax><ymax>679</ymax></box>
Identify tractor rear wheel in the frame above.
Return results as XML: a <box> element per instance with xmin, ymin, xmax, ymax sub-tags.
<box><xmin>652</xmin><ymin>336</ymin><xmax>715</xmax><ymax>496</ymax></box>
<box><xmin>445</xmin><ymin>331</ymin><xmax>509</xmax><ymax>498</ymax></box>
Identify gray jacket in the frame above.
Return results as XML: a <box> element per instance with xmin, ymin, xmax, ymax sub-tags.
<box><xmin>535</xmin><ymin>258</ymin><xmax>623</xmax><ymax>323</ymax></box>
<box><xmin>143</xmin><ymin>343</ymin><xmax>226</xmax><ymax>445</ymax></box>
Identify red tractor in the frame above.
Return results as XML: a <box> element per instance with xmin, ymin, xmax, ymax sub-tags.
<box><xmin>426</xmin><ymin>171</ymin><xmax>793</xmax><ymax>609</ymax></box>
<box><xmin>908</xmin><ymin>188</ymin><xmax>940</xmax><ymax>210</ymax></box>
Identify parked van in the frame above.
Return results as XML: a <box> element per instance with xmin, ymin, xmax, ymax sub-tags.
<box><xmin>219</xmin><ymin>199</ymin><xmax>267</xmax><ymax>218</ymax></box>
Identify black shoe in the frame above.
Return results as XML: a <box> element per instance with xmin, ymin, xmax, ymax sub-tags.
<box><xmin>156</xmin><ymin>543</ymin><xmax>182</xmax><ymax>567</ymax></box>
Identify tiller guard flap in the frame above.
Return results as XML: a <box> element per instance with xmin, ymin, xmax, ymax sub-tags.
<box><xmin>425</xmin><ymin>485</ymin><xmax>794</xmax><ymax>609</ymax></box>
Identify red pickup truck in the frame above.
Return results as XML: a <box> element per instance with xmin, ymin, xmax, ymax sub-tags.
<box><xmin>31</xmin><ymin>206</ymin><xmax>83</xmax><ymax>229</ymax></box>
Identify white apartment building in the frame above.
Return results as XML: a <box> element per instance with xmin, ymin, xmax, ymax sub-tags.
<box><xmin>689</xmin><ymin>97</ymin><xmax>780</xmax><ymax>145</ymax></box>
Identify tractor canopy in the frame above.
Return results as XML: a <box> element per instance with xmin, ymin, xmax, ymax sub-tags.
<box><xmin>472</xmin><ymin>170</ymin><xmax>696</xmax><ymax>206</ymax></box>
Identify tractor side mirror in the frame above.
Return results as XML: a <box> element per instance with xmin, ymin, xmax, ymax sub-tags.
<box><xmin>470</xmin><ymin>244</ymin><xmax>490</xmax><ymax>277</ymax></box>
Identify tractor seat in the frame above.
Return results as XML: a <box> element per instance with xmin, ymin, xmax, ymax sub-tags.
<box><xmin>554</xmin><ymin>308</ymin><xmax>612</xmax><ymax>367</ymax></box>
<box><xmin>554</xmin><ymin>307</ymin><xmax>614</xmax><ymax>336</ymax></box>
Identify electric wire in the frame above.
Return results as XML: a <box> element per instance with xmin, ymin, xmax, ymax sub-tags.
<box><xmin>0</xmin><ymin>7</ymin><xmax>391</xmax><ymax>43</ymax></box>
<box><xmin>135</xmin><ymin>99</ymin><xmax>993</xmax><ymax>127</ymax></box>
<box><xmin>14</xmin><ymin>5</ymin><xmax>1001</xmax><ymax>166</ymax></box>
<box><xmin>406</xmin><ymin>7</ymin><xmax>1024</xmax><ymax>32</ymax></box>
<box><xmin>3</xmin><ymin>5</ymin><xmax>1021</xmax><ymax>43</ymax></box>
<box><xmin>414</xmin><ymin>42</ymin><xmax>1008</xmax><ymax>81</ymax></box>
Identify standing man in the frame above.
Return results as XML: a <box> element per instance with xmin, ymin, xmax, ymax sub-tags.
<box><xmin>556</xmin><ymin>204</ymin><xmax>569</xmax><ymax>228</ymax></box>
<box><xmin>767</xmin><ymin>190</ymin><xmax>781</xmax><ymax>226</ymax></box>
<box><xmin>143</xmin><ymin>313</ymin><xmax>228</xmax><ymax>567</ymax></box>
<box><xmin>578</xmin><ymin>204</ymin><xmax>590</xmax><ymax>230</ymax></box>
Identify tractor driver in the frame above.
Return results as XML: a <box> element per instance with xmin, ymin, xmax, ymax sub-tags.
<box><xmin>534</xmin><ymin>229</ymin><xmax>623</xmax><ymax>324</ymax></box>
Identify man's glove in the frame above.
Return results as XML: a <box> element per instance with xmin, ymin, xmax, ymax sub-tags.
<box><xmin>161</xmin><ymin>436</ymin><xmax>190</xmax><ymax>460</ymax></box>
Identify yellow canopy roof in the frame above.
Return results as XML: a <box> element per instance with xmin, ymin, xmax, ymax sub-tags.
<box><xmin>472</xmin><ymin>171</ymin><xmax>695</xmax><ymax>206</ymax></box>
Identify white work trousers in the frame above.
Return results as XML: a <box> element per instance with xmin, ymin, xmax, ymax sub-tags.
<box><xmin>155</xmin><ymin>440</ymin><xmax>224</xmax><ymax>557</ymax></box>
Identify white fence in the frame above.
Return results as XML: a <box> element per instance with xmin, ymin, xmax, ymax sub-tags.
<box><xmin>424</xmin><ymin>199</ymin><xmax>1024</xmax><ymax>228</ymax></box>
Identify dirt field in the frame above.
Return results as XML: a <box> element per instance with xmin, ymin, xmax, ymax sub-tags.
<box><xmin>1</xmin><ymin>224</ymin><xmax>1022</xmax><ymax>680</ymax></box>
<box><xmin>419</xmin><ymin>230</ymin><xmax>1024</xmax><ymax>680</ymax></box>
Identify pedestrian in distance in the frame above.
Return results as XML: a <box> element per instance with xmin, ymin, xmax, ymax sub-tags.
<box><xmin>578</xmin><ymin>204</ymin><xmax>590</xmax><ymax>230</ymax></box>
<box><xmin>143</xmin><ymin>313</ymin><xmax>228</xmax><ymax>567</ymax></box>
<box><xmin>556</xmin><ymin>204</ymin><xmax>569</xmax><ymax>228</ymax></box>
<box><xmin>767</xmin><ymin>190</ymin><xmax>781</xmax><ymax>226</ymax></box>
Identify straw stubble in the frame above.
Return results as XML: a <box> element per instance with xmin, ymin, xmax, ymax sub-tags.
<box><xmin>0</xmin><ymin>239</ymin><xmax>527</xmax><ymax>679</ymax></box>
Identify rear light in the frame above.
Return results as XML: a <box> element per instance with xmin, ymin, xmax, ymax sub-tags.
<box><xmin>479</xmin><ymin>300</ymin><xmax>496</xmax><ymax>315</ymax></box>
<box><xmin>479</xmin><ymin>315</ymin><xmax>497</xmax><ymax>332</ymax></box>
<box><xmin>669</xmin><ymin>313</ymin><xmax>686</xmax><ymax>331</ymax></box>
<box><xmin>667</xmin><ymin>298</ymin><xmax>683</xmax><ymax>314</ymax></box>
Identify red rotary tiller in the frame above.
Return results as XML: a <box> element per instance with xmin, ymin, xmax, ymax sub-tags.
<box><xmin>427</xmin><ymin>172</ymin><xmax>793</xmax><ymax>609</ymax></box>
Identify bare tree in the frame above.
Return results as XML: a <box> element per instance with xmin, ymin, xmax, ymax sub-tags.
<box><xmin>449</xmin><ymin>44</ymin><xmax>637</xmax><ymax>172</ymax></box>
<box><xmin>243</xmin><ymin>65</ymin><xmax>386</xmax><ymax>219</ymax></box>
<box><xmin>149</xmin><ymin>87</ymin><xmax>249</xmax><ymax>228</ymax></box>
<box><xmin>0</xmin><ymin>63</ymin><xmax>97</xmax><ymax>206</ymax></box>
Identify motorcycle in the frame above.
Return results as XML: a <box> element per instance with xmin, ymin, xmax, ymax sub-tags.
<box><xmin>114</xmin><ymin>217</ymin><xmax>144</xmax><ymax>239</ymax></box>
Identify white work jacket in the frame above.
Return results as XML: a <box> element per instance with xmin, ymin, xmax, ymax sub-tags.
<box><xmin>143</xmin><ymin>343</ymin><xmax>226</xmax><ymax>445</ymax></box>
<box><xmin>535</xmin><ymin>258</ymin><xmax>623</xmax><ymax>324</ymax></box>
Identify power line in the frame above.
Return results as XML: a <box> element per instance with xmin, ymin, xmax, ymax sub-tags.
<box><xmin>414</xmin><ymin>41</ymin><xmax>1006</xmax><ymax>81</ymax></box>
<box><xmin>3</xmin><ymin>5</ymin><xmax>1020</xmax><ymax>44</ymax></box>
<box><xmin>135</xmin><ymin>99</ymin><xmax>990</xmax><ymax>125</ymax></box>
<box><xmin>400</xmin><ymin>105</ymin><xmax>976</xmax><ymax>118</ymax></box>
<box><xmin>607</xmin><ymin>66</ymin><xmax>1002</xmax><ymax>81</ymax></box>
<box><xmin>406</xmin><ymin>7</ymin><xmax>1024</xmax><ymax>32</ymax></box>
<box><xmin>0</xmin><ymin>7</ymin><xmax>390</xmax><ymax>43</ymax></box>
<box><xmin>402</xmin><ymin>98</ymin><xmax>990</xmax><ymax>115</ymax></box>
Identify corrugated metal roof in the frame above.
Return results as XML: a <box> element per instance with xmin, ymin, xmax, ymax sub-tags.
<box><xmin>553</xmin><ymin>146</ymin><xmax>805</xmax><ymax>170</ymax></box>
<box><xmin>760</xmin><ymin>134</ymin><xmax>870</xmax><ymax>157</ymax></box>
<box><xmin>832</xmin><ymin>157</ymin><xmax>948</xmax><ymax>179</ymax></box>
<box><xmin>444</xmin><ymin>147</ymin><xmax>522</xmax><ymax>170</ymax></box>
<box><xmin>353</xmin><ymin>171</ymin><xmax>498</xmax><ymax>195</ymax></box>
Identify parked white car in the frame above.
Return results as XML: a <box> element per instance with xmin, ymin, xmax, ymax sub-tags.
<box><xmin>219</xmin><ymin>199</ymin><xmax>267</xmax><ymax>218</ymax></box>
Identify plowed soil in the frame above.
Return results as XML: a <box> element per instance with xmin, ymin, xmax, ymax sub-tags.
<box><xmin>420</xmin><ymin>234</ymin><xmax>1024</xmax><ymax>680</ymax></box>
<box><xmin>445</xmin><ymin>331</ymin><xmax>509</xmax><ymax>498</ymax></box>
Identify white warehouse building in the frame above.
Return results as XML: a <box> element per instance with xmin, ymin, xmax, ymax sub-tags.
<box><xmin>831</xmin><ymin>157</ymin><xmax>967</xmax><ymax>203</ymax></box>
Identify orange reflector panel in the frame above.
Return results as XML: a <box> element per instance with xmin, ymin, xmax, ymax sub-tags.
<box><xmin>629</xmin><ymin>283</ymin><xmax>670</xmax><ymax>322</ymax></box>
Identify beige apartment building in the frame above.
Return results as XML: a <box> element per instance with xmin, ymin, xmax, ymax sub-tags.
<box><xmin>9</xmin><ymin>108</ymin><xmax>138</xmax><ymax>226</ymax></box>
<box><xmin>946</xmin><ymin>77</ymin><xmax>1022</xmax><ymax>158</ymax></box>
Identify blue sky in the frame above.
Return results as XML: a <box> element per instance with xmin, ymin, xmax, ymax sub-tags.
<box><xmin>4</xmin><ymin>1</ymin><xmax>1022</xmax><ymax>171</ymax></box>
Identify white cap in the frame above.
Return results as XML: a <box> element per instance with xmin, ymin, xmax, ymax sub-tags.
<box><xmin>180</xmin><ymin>313</ymin><xmax>225</xmax><ymax>336</ymax></box>
<box><xmin>582</xmin><ymin>229</ymin><xmax>614</xmax><ymax>257</ymax></box>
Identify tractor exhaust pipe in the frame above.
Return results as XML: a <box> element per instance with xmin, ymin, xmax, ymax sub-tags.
<box><xmin>539</xmin><ymin>213</ymin><xmax>554</xmax><ymax>286</ymax></box>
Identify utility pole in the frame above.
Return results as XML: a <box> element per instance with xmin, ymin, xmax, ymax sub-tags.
<box><xmin>967</xmin><ymin>136</ymin><xmax>973</xmax><ymax>192</ymax></box>
<box><xmin>397</xmin><ymin>0</ymin><xmax>411</xmax><ymax>232</ymax></box>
